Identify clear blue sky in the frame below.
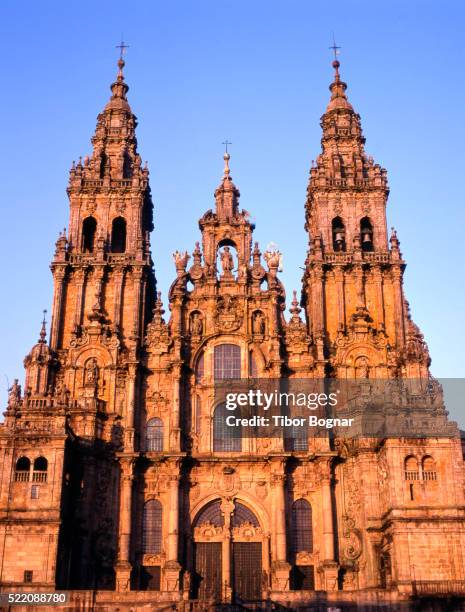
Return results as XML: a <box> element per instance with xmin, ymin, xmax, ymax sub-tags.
<box><xmin>0</xmin><ymin>1</ymin><xmax>464</xmax><ymax>416</ymax></box>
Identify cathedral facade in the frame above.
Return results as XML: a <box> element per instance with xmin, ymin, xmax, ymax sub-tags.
<box><xmin>1</xmin><ymin>55</ymin><xmax>465</xmax><ymax>610</ymax></box>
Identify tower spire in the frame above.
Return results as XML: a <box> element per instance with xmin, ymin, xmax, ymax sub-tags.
<box><xmin>214</xmin><ymin>146</ymin><xmax>240</xmax><ymax>219</ymax></box>
<box><xmin>39</xmin><ymin>309</ymin><xmax>47</xmax><ymax>343</ymax></box>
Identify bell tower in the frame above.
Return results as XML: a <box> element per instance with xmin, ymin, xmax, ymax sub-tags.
<box><xmin>49</xmin><ymin>53</ymin><xmax>155</xmax><ymax>420</ymax></box>
<box><xmin>50</xmin><ymin>54</ymin><xmax>155</xmax><ymax>352</ymax></box>
<box><xmin>303</xmin><ymin>58</ymin><xmax>430</xmax><ymax>379</ymax></box>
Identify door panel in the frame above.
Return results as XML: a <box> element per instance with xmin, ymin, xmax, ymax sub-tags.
<box><xmin>193</xmin><ymin>542</ymin><xmax>222</xmax><ymax>600</ymax></box>
<box><xmin>232</xmin><ymin>542</ymin><xmax>262</xmax><ymax>601</ymax></box>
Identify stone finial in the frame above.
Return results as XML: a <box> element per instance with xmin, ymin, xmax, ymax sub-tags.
<box><xmin>39</xmin><ymin>310</ymin><xmax>47</xmax><ymax>343</ymax></box>
<box><xmin>192</xmin><ymin>241</ymin><xmax>202</xmax><ymax>264</ymax></box>
<box><xmin>290</xmin><ymin>290</ymin><xmax>302</xmax><ymax>319</ymax></box>
<box><xmin>173</xmin><ymin>250</ymin><xmax>190</xmax><ymax>275</ymax></box>
<box><xmin>152</xmin><ymin>292</ymin><xmax>165</xmax><ymax>324</ymax></box>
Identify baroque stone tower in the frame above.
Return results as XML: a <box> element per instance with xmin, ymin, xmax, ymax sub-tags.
<box><xmin>0</xmin><ymin>55</ymin><xmax>155</xmax><ymax>591</ymax></box>
<box><xmin>0</xmin><ymin>55</ymin><xmax>464</xmax><ymax>610</ymax></box>
<box><xmin>303</xmin><ymin>58</ymin><xmax>429</xmax><ymax>381</ymax></box>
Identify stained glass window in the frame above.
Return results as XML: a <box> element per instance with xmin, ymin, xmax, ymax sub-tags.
<box><xmin>291</xmin><ymin>499</ymin><xmax>313</xmax><ymax>553</ymax></box>
<box><xmin>146</xmin><ymin>418</ymin><xmax>163</xmax><ymax>452</ymax></box>
<box><xmin>194</xmin><ymin>501</ymin><xmax>224</xmax><ymax>527</ymax></box>
<box><xmin>214</xmin><ymin>344</ymin><xmax>241</xmax><ymax>380</ymax></box>
<box><xmin>142</xmin><ymin>499</ymin><xmax>162</xmax><ymax>554</ymax></box>
<box><xmin>213</xmin><ymin>403</ymin><xmax>241</xmax><ymax>452</ymax></box>
<box><xmin>232</xmin><ymin>502</ymin><xmax>259</xmax><ymax>527</ymax></box>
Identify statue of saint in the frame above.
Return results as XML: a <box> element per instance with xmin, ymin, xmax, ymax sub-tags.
<box><xmin>8</xmin><ymin>379</ymin><xmax>21</xmax><ymax>406</ymax></box>
<box><xmin>191</xmin><ymin>313</ymin><xmax>203</xmax><ymax>336</ymax></box>
<box><xmin>85</xmin><ymin>358</ymin><xmax>99</xmax><ymax>385</ymax></box>
<box><xmin>253</xmin><ymin>312</ymin><xmax>265</xmax><ymax>335</ymax></box>
<box><xmin>220</xmin><ymin>247</ymin><xmax>234</xmax><ymax>275</ymax></box>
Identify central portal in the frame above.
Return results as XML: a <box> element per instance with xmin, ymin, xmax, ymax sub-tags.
<box><xmin>192</xmin><ymin>499</ymin><xmax>265</xmax><ymax>602</ymax></box>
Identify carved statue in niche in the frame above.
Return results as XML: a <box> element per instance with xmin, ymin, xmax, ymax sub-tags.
<box><xmin>220</xmin><ymin>246</ymin><xmax>234</xmax><ymax>276</ymax></box>
<box><xmin>190</xmin><ymin>312</ymin><xmax>203</xmax><ymax>337</ymax></box>
<box><xmin>85</xmin><ymin>358</ymin><xmax>99</xmax><ymax>386</ymax></box>
<box><xmin>8</xmin><ymin>379</ymin><xmax>21</xmax><ymax>406</ymax></box>
<box><xmin>55</xmin><ymin>380</ymin><xmax>70</xmax><ymax>406</ymax></box>
<box><xmin>355</xmin><ymin>356</ymin><xmax>370</xmax><ymax>379</ymax></box>
<box><xmin>252</xmin><ymin>311</ymin><xmax>265</xmax><ymax>336</ymax></box>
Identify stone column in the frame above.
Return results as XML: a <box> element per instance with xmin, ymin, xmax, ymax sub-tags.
<box><xmin>73</xmin><ymin>268</ymin><xmax>86</xmax><ymax>330</ymax></box>
<box><xmin>354</xmin><ymin>265</ymin><xmax>365</xmax><ymax>309</ymax></box>
<box><xmin>165</xmin><ymin>470</ymin><xmax>182</xmax><ymax>591</ymax></box>
<box><xmin>221</xmin><ymin>498</ymin><xmax>234</xmax><ymax>602</ymax></box>
<box><xmin>373</xmin><ymin>268</ymin><xmax>385</xmax><ymax>329</ymax></box>
<box><xmin>115</xmin><ymin>458</ymin><xmax>135</xmax><ymax>591</ymax></box>
<box><xmin>318</xmin><ymin>458</ymin><xmax>338</xmax><ymax>590</ymax></box>
<box><xmin>392</xmin><ymin>266</ymin><xmax>406</xmax><ymax>347</ymax></box>
<box><xmin>49</xmin><ymin>266</ymin><xmax>66</xmax><ymax>350</ymax></box>
<box><xmin>334</xmin><ymin>267</ymin><xmax>345</xmax><ymax>330</ymax></box>
<box><xmin>170</xmin><ymin>364</ymin><xmax>181</xmax><ymax>451</ymax></box>
<box><xmin>131</xmin><ymin>267</ymin><xmax>144</xmax><ymax>338</ymax></box>
<box><xmin>124</xmin><ymin>363</ymin><xmax>137</xmax><ymax>450</ymax></box>
<box><xmin>310</xmin><ymin>265</ymin><xmax>325</xmax><ymax>336</ymax></box>
<box><xmin>270</xmin><ymin>469</ymin><xmax>290</xmax><ymax>590</ymax></box>
<box><xmin>113</xmin><ymin>269</ymin><xmax>125</xmax><ymax>329</ymax></box>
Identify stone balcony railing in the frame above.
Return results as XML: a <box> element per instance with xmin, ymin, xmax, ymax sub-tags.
<box><xmin>413</xmin><ymin>580</ymin><xmax>465</xmax><ymax>596</ymax></box>
<box><xmin>404</xmin><ymin>470</ymin><xmax>420</xmax><ymax>481</ymax></box>
<box><xmin>14</xmin><ymin>471</ymin><xmax>29</xmax><ymax>482</ymax></box>
<box><xmin>323</xmin><ymin>251</ymin><xmax>392</xmax><ymax>265</ymax></box>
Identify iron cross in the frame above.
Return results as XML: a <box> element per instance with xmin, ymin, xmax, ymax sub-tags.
<box><xmin>116</xmin><ymin>39</ymin><xmax>130</xmax><ymax>60</ymax></box>
<box><xmin>329</xmin><ymin>36</ymin><xmax>341</xmax><ymax>61</ymax></box>
<box><xmin>222</xmin><ymin>140</ymin><xmax>232</xmax><ymax>154</ymax></box>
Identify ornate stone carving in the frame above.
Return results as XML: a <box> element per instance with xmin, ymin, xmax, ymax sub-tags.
<box><xmin>214</xmin><ymin>295</ymin><xmax>243</xmax><ymax>332</ymax></box>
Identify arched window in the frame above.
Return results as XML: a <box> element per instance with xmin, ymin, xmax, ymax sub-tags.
<box><xmin>232</xmin><ymin>502</ymin><xmax>259</xmax><ymax>527</ymax></box>
<box><xmin>194</xmin><ymin>500</ymin><xmax>224</xmax><ymax>527</ymax></box>
<box><xmin>404</xmin><ymin>456</ymin><xmax>419</xmax><ymax>480</ymax></box>
<box><xmin>15</xmin><ymin>457</ymin><xmax>30</xmax><ymax>482</ymax></box>
<box><xmin>82</xmin><ymin>217</ymin><xmax>97</xmax><ymax>253</ymax></box>
<box><xmin>360</xmin><ymin>217</ymin><xmax>374</xmax><ymax>252</ymax></box>
<box><xmin>332</xmin><ymin>217</ymin><xmax>346</xmax><ymax>252</ymax></box>
<box><xmin>291</xmin><ymin>499</ymin><xmax>313</xmax><ymax>553</ymax></box>
<box><xmin>214</xmin><ymin>344</ymin><xmax>241</xmax><ymax>380</ymax></box>
<box><xmin>142</xmin><ymin>500</ymin><xmax>162</xmax><ymax>554</ymax></box>
<box><xmin>33</xmin><ymin>456</ymin><xmax>48</xmax><ymax>482</ymax></box>
<box><xmin>213</xmin><ymin>403</ymin><xmax>241</xmax><ymax>452</ymax></box>
<box><xmin>195</xmin><ymin>352</ymin><xmax>204</xmax><ymax>384</ymax></box>
<box><xmin>422</xmin><ymin>455</ymin><xmax>437</xmax><ymax>481</ymax></box>
<box><xmin>111</xmin><ymin>217</ymin><xmax>127</xmax><ymax>253</ymax></box>
<box><xmin>146</xmin><ymin>418</ymin><xmax>163</xmax><ymax>452</ymax></box>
